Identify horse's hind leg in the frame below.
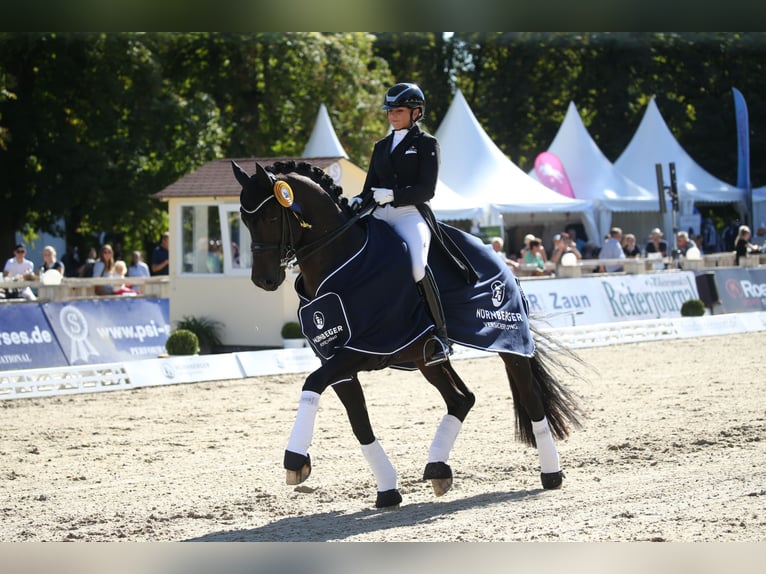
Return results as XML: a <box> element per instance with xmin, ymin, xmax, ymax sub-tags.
<box><xmin>417</xmin><ymin>360</ymin><xmax>476</xmax><ymax>496</ymax></box>
<box><xmin>502</xmin><ymin>352</ymin><xmax>578</xmax><ymax>490</ymax></box>
<box><xmin>333</xmin><ymin>376</ymin><xmax>402</xmax><ymax>509</ymax></box>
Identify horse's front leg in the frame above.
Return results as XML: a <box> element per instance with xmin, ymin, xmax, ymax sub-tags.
<box><xmin>417</xmin><ymin>360</ymin><xmax>476</xmax><ymax>496</ymax></box>
<box><xmin>333</xmin><ymin>375</ymin><xmax>402</xmax><ymax>509</ymax></box>
<box><xmin>283</xmin><ymin>351</ymin><xmax>402</xmax><ymax>508</ymax></box>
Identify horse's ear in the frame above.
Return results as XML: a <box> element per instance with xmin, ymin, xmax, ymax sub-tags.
<box><xmin>255</xmin><ymin>162</ymin><xmax>276</xmax><ymax>189</ymax></box>
<box><xmin>231</xmin><ymin>160</ymin><xmax>251</xmax><ymax>188</ymax></box>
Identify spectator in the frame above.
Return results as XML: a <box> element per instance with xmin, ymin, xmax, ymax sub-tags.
<box><xmin>127</xmin><ymin>250</ymin><xmax>150</xmax><ymax>278</ymax></box>
<box><xmin>151</xmin><ymin>232</ymin><xmax>170</xmax><ymax>276</ymax></box>
<box><xmin>60</xmin><ymin>245</ymin><xmax>80</xmax><ymax>277</ymax></box>
<box><xmin>549</xmin><ymin>232</ymin><xmax>581</xmax><ymax>264</ymax></box>
<box><xmin>78</xmin><ymin>247</ymin><xmax>98</xmax><ymax>277</ymax></box>
<box><xmin>753</xmin><ymin>223</ymin><xmax>766</xmax><ymax>249</ymax></box>
<box><xmin>734</xmin><ymin>225</ymin><xmax>761</xmax><ymax>265</ymax></box>
<box><xmin>93</xmin><ymin>244</ymin><xmax>117</xmax><ymax>295</ymax></box>
<box><xmin>112</xmin><ymin>260</ymin><xmax>140</xmax><ymax>296</ymax></box>
<box><xmin>645</xmin><ymin>228</ymin><xmax>668</xmax><ymax>257</ymax></box>
<box><xmin>566</xmin><ymin>226</ymin><xmax>587</xmax><ymax>253</ymax></box>
<box><xmin>676</xmin><ymin>231</ymin><xmax>698</xmax><ymax>255</ymax></box>
<box><xmin>489</xmin><ymin>236</ymin><xmax>519</xmax><ymax>271</ymax></box>
<box><xmin>3</xmin><ymin>243</ymin><xmax>37</xmax><ymax>300</ymax></box>
<box><xmin>622</xmin><ymin>233</ymin><xmax>641</xmax><ymax>258</ymax></box>
<box><xmin>520</xmin><ymin>233</ymin><xmax>547</xmax><ymax>263</ymax></box>
<box><xmin>701</xmin><ymin>217</ymin><xmax>719</xmax><ymax>253</ymax></box>
<box><xmin>598</xmin><ymin>227</ymin><xmax>626</xmax><ymax>272</ymax></box>
<box><xmin>38</xmin><ymin>245</ymin><xmax>65</xmax><ymax>278</ymax></box>
<box><xmin>721</xmin><ymin>219</ymin><xmax>740</xmax><ymax>252</ymax></box>
<box><xmin>522</xmin><ymin>239</ymin><xmax>552</xmax><ymax>275</ymax></box>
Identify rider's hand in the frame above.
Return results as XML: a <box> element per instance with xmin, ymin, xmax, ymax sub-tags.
<box><xmin>372</xmin><ymin>187</ymin><xmax>394</xmax><ymax>206</ymax></box>
<box><xmin>348</xmin><ymin>196</ymin><xmax>363</xmax><ymax>212</ymax></box>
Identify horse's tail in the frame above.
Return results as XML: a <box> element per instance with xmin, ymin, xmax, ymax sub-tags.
<box><xmin>511</xmin><ymin>326</ymin><xmax>589</xmax><ymax>447</ymax></box>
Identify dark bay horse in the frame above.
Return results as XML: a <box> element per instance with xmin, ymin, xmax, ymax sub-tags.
<box><xmin>234</xmin><ymin>159</ymin><xmax>584</xmax><ymax>509</ymax></box>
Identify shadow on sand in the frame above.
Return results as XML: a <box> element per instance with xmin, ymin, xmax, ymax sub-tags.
<box><xmin>186</xmin><ymin>488</ymin><xmax>547</xmax><ymax>542</ymax></box>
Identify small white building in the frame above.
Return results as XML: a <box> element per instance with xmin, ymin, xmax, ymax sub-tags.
<box><xmin>152</xmin><ymin>155</ymin><xmax>366</xmax><ymax>348</ymax></box>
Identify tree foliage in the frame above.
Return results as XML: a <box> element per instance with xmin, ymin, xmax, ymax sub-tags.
<box><xmin>1</xmin><ymin>32</ymin><xmax>765</xmax><ymax>258</ymax></box>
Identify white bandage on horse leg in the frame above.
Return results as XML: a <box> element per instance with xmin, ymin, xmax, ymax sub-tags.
<box><xmin>428</xmin><ymin>414</ymin><xmax>462</xmax><ymax>463</ymax></box>
<box><xmin>532</xmin><ymin>416</ymin><xmax>560</xmax><ymax>473</ymax></box>
<box><xmin>360</xmin><ymin>439</ymin><xmax>398</xmax><ymax>492</ymax></box>
<box><xmin>286</xmin><ymin>390</ymin><xmax>321</xmax><ymax>456</ymax></box>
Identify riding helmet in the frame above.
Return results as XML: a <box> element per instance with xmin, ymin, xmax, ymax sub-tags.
<box><xmin>382</xmin><ymin>83</ymin><xmax>426</xmax><ymax>118</ymax></box>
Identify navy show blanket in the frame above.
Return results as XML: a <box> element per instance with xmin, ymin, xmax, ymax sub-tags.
<box><xmin>295</xmin><ymin>218</ymin><xmax>535</xmax><ymax>362</ymax></box>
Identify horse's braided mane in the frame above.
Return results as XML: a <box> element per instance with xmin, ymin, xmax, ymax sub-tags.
<box><xmin>266</xmin><ymin>160</ymin><xmax>345</xmax><ymax>204</ymax></box>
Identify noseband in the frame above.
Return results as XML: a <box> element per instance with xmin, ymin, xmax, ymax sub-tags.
<box><xmin>241</xmin><ymin>195</ymin><xmax>298</xmax><ymax>269</ymax></box>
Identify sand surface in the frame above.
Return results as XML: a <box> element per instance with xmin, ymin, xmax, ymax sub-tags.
<box><xmin>2</xmin><ymin>331</ymin><xmax>765</xmax><ymax>542</ymax></box>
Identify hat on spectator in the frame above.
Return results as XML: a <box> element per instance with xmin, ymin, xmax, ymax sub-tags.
<box><xmin>650</xmin><ymin>228</ymin><xmax>663</xmax><ymax>237</ymax></box>
<box><xmin>523</xmin><ymin>234</ymin><xmax>535</xmax><ymax>244</ymax></box>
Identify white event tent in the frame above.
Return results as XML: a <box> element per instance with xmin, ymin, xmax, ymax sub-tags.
<box><xmin>435</xmin><ymin>90</ymin><xmax>599</xmax><ymax>246</ymax></box>
<box><xmin>614</xmin><ymin>97</ymin><xmax>746</xmax><ymax>240</ymax></box>
<box><xmin>529</xmin><ymin>101</ymin><xmax>661</xmax><ymax>243</ymax></box>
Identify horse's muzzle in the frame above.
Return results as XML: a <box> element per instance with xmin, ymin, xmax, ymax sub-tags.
<box><xmin>251</xmin><ymin>269</ymin><xmax>285</xmax><ymax>291</ymax></box>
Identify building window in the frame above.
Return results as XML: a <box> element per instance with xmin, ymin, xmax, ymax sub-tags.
<box><xmin>181</xmin><ymin>205</ymin><xmax>223</xmax><ymax>274</ymax></box>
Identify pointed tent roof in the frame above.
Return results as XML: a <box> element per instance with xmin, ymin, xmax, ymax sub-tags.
<box><xmin>435</xmin><ymin>90</ymin><xmax>598</xmax><ymax>239</ymax></box>
<box><xmin>614</xmin><ymin>97</ymin><xmax>744</xmax><ymax>207</ymax></box>
<box><xmin>530</xmin><ymin>101</ymin><xmax>659</xmax><ymax>213</ymax></box>
<box><xmin>302</xmin><ymin>103</ymin><xmax>349</xmax><ymax>159</ymax></box>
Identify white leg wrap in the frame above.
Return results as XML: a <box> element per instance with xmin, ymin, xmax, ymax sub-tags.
<box><xmin>285</xmin><ymin>390</ymin><xmax>320</xmax><ymax>456</ymax></box>
<box><xmin>532</xmin><ymin>416</ymin><xmax>561</xmax><ymax>473</ymax></box>
<box><xmin>360</xmin><ymin>439</ymin><xmax>398</xmax><ymax>492</ymax></box>
<box><xmin>428</xmin><ymin>414</ymin><xmax>462</xmax><ymax>463</ymax></box>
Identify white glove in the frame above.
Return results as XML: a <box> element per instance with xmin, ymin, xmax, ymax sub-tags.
<box><xmin>372</xmin><ymin>187</ymin><xmax>395</xmax><ymax>205</ymax></box>
<box><xmin>348</xmin><ymin>196</ymin><xmax>363</xmax><ymax>211</ymax></box>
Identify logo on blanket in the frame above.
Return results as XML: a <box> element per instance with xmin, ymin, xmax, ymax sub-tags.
<box><xmin>313</xmin><ymin>311</ymin><xmax>325</xmax><ymax>329</ymax></box>
<box><xmin>491</xmin><ymin>280</ymin><xmax>505</xmax><ymax>308</ymax></box>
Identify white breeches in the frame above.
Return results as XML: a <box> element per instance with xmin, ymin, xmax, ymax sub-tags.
<box><xmin>373</xmin><ymin>204</ymin><xmax>431</xmax><ymax>282</ymax></box>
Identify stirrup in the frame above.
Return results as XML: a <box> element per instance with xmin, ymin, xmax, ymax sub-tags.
<box><xmin>423</xmin><ymin>335</ymin><xmax>451</xmax><ymax>366</ymax></box>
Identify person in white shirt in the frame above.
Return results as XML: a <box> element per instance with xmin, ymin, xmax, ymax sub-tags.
<box><xmin>3</xmin><ymin>243</ymin><xmax>37</xmax><ymax>300</ymax></box>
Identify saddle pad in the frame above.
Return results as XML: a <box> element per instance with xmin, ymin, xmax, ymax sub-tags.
<box><xmin>295</xmin><ymin>218</ymin><xmax>535</xmax><ymax>361</ymax></box>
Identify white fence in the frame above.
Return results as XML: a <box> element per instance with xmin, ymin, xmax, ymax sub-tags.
<box><xmin>2</xmin><ymin>311</ymin><xmax>765</xmax><ymax>401</ymax></box>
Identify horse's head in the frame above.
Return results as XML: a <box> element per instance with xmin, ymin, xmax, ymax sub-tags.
<box><xmin>233</xmin><ymin>159</ymin><xmax>351</xmax><ymax>292</ymax></box>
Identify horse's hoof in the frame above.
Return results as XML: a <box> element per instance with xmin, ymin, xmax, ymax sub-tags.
<box><xmin>431</xmin><ymin>478</ymin><xmax>453</xmax><ymax>496</ymax></box>
<box><xmin>375</xmin><ymin>489</ymin><xmax>403</xmax><ymax>509</ymax></box>
<box><xmin>423</xmin><ymin>462</ymin><xmax>453</xmax><ymax>496</ymax></box>
<box><xmin>284</xmin><ymin>451</ymin><xmax>311</xmax><ymax>485</ymax></box>
<box><xmin>541</xmin><ymin>470</ymin><xmax>564</xmax><ymax>490</ymax></box>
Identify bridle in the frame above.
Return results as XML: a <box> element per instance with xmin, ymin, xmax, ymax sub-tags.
<box><xmin>240</xmin><ymin>179</ymin><xmax>374</xmax><ymax>271</ymax></box>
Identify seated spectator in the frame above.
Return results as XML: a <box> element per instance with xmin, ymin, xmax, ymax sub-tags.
<box><xmin>549</xmin><ymin>232</ymin><xmax>582</xmax><ymax>264</ymax></box>
<box><xmin>38</xmin><ymin>245</ymin><xmax>65</xmax><ymax>278</ymax></box>
<box><xmin>78</xmin><ymin>247</ymin><xmax>98</xmax><ymax>277</ymax></box>
<box><xmin>3</xmin><ymin>243</ymin><xmax>37</xmax><ymax>300</ymax></box>
<box><xmin>645</xmin><ymin>228</ymin><xmax>668</xmax><ymax>257</ymax></box>
<box><xmin>111</xmin><ymin>260</ymin><xmax>140</xmax><ymax>296</ymax></box>
<box><xmin>522</xmin><ymin>239</ymin><xmax>553</xmax><ymax>276</ymax></box>
<box><xmin>734</xmin><ymin>225</ymin><xmax>761</xmax><ymax>265</ymax></box>
<box><xmin>93</xmin><ymin>244</ymin><xmax>118</xmax><ymax>295</ymax></box>
<box><xmin>622</xmin><ymin>233</ymin><xmax>642</xmax><ymax>258</ymax></box>
<box><xmin>127</xmin><ymin>250</ymin><xmax>150</xmax><ymax>278</ymax></box>
<box><xmin>598</xmin><ymin>227</ymin><xmax>626</xmax><ymax>272</ymax></box>
<box><xmin>520</xmin><ymin>233</ymin><xmax>547</xmax><ymax>263</ymax></box>
<box><xmin>489</xmin><ymin>236</ymin><xmax>519</xmax><ymax>271</ymax></box>
<box><xmin>676</xmin><ymin>231</ymin><xmax>698</xmax><ymax>255</ymax></box>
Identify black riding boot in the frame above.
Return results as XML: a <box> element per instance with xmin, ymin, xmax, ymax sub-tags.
<box><xmin>417</xmin><ymin>267</ymin><xmax>451</xmax><ymax>366</ymax></box>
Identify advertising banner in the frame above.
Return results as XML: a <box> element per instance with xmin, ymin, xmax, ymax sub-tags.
<box><xmin>521</xmin><ymin>272</ymin><xmax>700</xmax><ymax>327</ymax></box>
<box><xmin>42</xmin><ymin>298</ymin><xmax>171</xmax><ymax>365</ymax></box>
<box><xmin>712</xmin><ymin>268</ymin><xmax>766</xmax><ymax>313</ymax></box>
<box><xmin>0</xmin><ymin>304</ymin><xmax>68</xmax><ymax>370</ymax></box>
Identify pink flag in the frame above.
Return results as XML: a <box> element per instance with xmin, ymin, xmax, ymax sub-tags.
<box><xmin>534</xmin><ymin>151</ymin><xmax>575</xmax><ymax>198</ymax></box>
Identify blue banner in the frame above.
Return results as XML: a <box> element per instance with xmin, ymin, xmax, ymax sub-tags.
<box><xmin>732</xmin><ymin>87</ymin><xmax>751</xmax><ymax>192</ymax></box>
<box><xmin>0</xmin><ymin>304</ymin><xmax>68</xmax><ymax>370</ymax></box>
<box><xmin>707</xmin><ymin>268</ymin><xmax>766</xmax><ymax>313</ymax></box>
<box><xmin>42</xmin><ymin>298</ymin><xmax>171</xmax><ymax>365</ymax></box>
